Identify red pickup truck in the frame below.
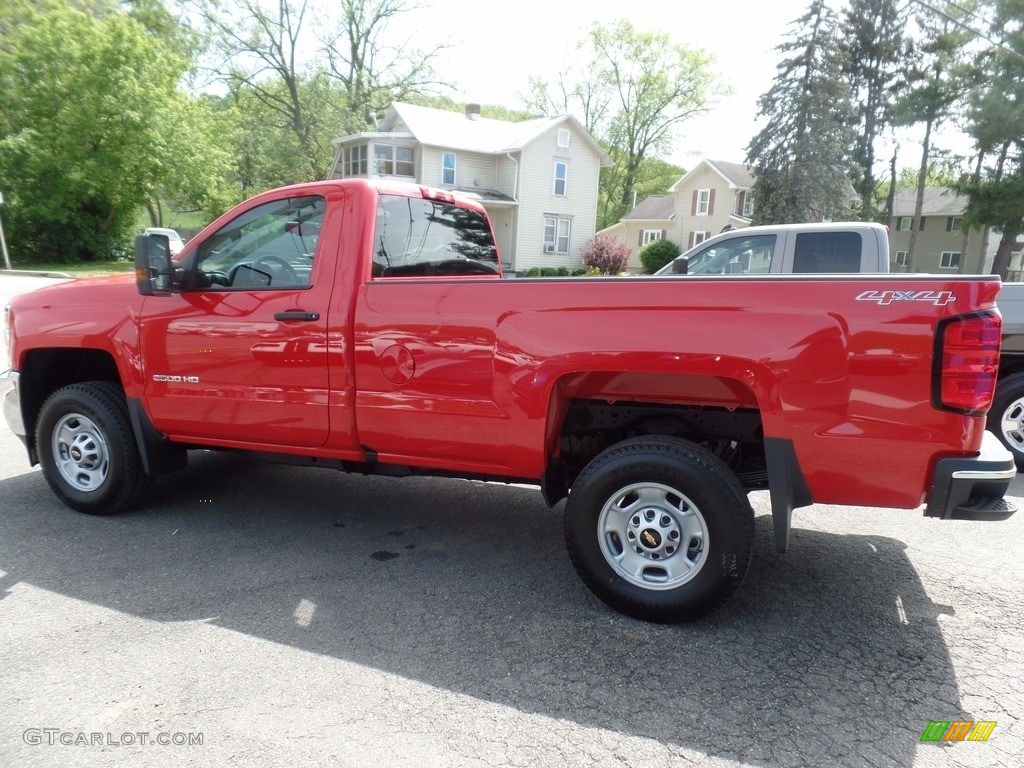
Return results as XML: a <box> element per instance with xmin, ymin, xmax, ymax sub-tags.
<box><xmin>2</xmin><ymin>179</ymin><xmax>1017</xmax><ymax>622</ymax></box>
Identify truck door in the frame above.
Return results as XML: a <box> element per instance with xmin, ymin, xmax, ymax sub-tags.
<box><xmin>138</xmin><ymin>194</ymin><xmax>333</xmax><ymax>448</ymax></box>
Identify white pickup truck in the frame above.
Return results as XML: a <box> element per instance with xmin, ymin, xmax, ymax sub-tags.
<box><xmin>991</xmin><ymin>282</ymin><xmax>1024</xmax><ymax>468</ymax></box>
<box><xmin>656</xmin><ymin>222</ymin><xmax>891</xmax><ymax>276</ymax></box>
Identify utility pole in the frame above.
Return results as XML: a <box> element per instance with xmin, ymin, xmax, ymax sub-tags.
<box><xmin>0</xmin><ymin>191</ymin><xmax>11</xmax><ymax>270</ymax></box>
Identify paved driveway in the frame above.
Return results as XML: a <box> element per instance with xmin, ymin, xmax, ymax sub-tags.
<box><xmin>0</xmin><ymin>272</ymin><xmax>1021</xmax><ymax>767</ymax></box>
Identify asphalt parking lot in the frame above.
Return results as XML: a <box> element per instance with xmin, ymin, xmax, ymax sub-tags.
<box><xmin>1</xmin><ymin>274</ymin><xmax>1021</xmax><ymax>767</ymax></box>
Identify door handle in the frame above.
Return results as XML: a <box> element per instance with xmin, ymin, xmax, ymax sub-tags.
<box><xmin>274</xmin><ymin>311</ymin><xmax>320</xmax><ymax>321</ymax></box>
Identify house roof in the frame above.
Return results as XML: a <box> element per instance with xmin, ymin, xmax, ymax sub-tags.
<box><xmin>891</xmin><ymin>187</ymin><xmax>967</xmax><ymax>217</ymax></box>
<box><xmin>621</xmin><ymin>195</ymin><xmax>675</xmax><ymax>221</ymax></box>
<box><xmin>379</xmin><ymin>102</ymin><xmax>612</xmax><ymax>164</ymax></box>
<box><xmin>668</xmin><ymin>158</ymin><xmax>754</xmax><ymax>192</ymax></box>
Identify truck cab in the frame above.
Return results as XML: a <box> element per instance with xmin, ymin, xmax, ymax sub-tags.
<box><xmin>657</xmin><ymin>222</ymin><xmax>891</xmax><ymax>276</ymax></box>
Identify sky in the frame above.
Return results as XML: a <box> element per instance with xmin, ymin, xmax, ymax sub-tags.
<box><xmin>383</xmin><ymin>0</ymin><xmax>836</xmax><ymax>167</ymax></box>
<box><xmin>382</xmin><ymin>0</ymin><xmax>973</xmax><ymax>172</ymax></box>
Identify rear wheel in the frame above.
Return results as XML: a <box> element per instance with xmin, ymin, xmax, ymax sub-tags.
<box><xmin>989</xmin><ymin>372</ymin><xmax>1024</xmax><ymax>471</ymax></box>
<box><xmin>564</xmin><ymin>436</ymin><xmax>754</xmax><ymax>622</ymax></box>
<box><xmin>36</xmin><ymin>382</ymin><xmax>151</xmax><ymax>514</ymax></box>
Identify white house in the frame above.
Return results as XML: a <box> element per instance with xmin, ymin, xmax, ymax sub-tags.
<box><xmin>328</xmin><ymin>102</ymin><xmax>612</xmax><ymax>273</ymax></box>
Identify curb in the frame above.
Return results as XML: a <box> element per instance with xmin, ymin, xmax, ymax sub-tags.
<box><xmin>0</xmin><ymin>269</ymin><xmax>73</xmax><ymax>279</ymax></box>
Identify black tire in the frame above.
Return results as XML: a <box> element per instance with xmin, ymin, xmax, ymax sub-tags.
<box><xmin>564</xmin><ymin>436</ymin><xmax>754</xmax><ymax>622</ymax></box>
<box><xmin>35</xmin><ymin>381</ymin><xmax>151</xmax><ymax>514</ymax></box>
<box><xmin>988</xmin><ymin>372</ymin><xmax>1024</xmax><ymax>471</ymax></box>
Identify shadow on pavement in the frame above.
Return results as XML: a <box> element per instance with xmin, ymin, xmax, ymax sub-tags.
<box><xmin>0</xmin><ymin>451</ymin><xmax>970</xmax><ymax>767</ymax></box>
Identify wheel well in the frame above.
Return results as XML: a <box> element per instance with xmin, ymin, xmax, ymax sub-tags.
<box><xmin>543</xmin><ymin>397</ymin><xmax>766</xmax><ymax>506</ymax></box>
<box><xmin>999</xmin><ymin>355</ymin><xmax>1024</xmax><ymax>379</ymax></box>
<box><xmin>19</xmin><ymin>348</ymin><xmax>121</xmax><ymax>459</ymax></box>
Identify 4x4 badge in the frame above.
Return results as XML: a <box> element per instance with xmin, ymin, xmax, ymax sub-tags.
<box><xmin>856</xmin><ymin>289</ymin><xmax>956</xmax><ymax>306</ymax></box>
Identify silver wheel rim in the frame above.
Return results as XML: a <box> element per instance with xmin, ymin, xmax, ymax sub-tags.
<box><xmin>597</xmin><ymin>482</ymin><xmax>709</xmax><ymax>591</ymax></box>
<box><xmin>1000</xmin><ymin>396</ymin><xmax>1024</xmax><ymax>455</ymax></box>
<box><xmin>52</xmin><ymin>412</ymin><xmax>110</xmax><ymax>492</ymax></box>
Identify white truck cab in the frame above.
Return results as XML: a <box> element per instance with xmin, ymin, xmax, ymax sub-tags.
<box><xmin>656</xmin><ymin>222</ymin><xmax>891</xmax><ymax>276</ymax></box>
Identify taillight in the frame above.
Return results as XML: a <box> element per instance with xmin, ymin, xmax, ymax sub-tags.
<box><xmin>934</xmin><ymin>312</ymin><xmax>1001</xmax><ymax>415</ymax></box>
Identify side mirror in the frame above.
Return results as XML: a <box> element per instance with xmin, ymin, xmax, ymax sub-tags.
<box><xmin>134</xmin><ymin>234</ymin><xmax>173</xmax><ymax>295</ymax></box>
<box><xmin>670</xmin><ymin>258</ymin><xmax>688</xmax><ymax>275</ymax></box>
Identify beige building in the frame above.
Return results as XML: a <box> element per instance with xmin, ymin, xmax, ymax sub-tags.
<box><xmin>328</xmin><ymin>102</ymin><xmax>611</xmax><ymax>273</ymax></box>
<box><xmin>598</xmin><ymin>159</ymin><xmax>755</xmax><ymax>272</ymax></box>
<box><xmin>889</xmin><ymin>187</ymin><xmax>1008</xmax><ymax>275</ymax></box>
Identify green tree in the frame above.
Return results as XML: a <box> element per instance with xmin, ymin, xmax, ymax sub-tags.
<box><xmin>0</xmin><ymin>3</ymin><xmax>206</xmax><ymax>261</ymax></box>
<box><xmin>745</xmin><ymin>0</ymin><xmax>857</xmax><ymax>224</ymax></box>
<box><xmin>524</xmin><ymin>20</ymin><xmax>724</xmax><ymax>229</ymax></box>
<box><xmin>956</xmin><ymin>0</ymin><xmax>1024</xmax><ymax>278</ymax></box>
<box><xmin>321</xmin><ymin>0</ymin><xmax>449</xmax><ymax>132</ymax></box>
<box><xmin>842</xmin><ymin>0</ymin><xmax>908</xmax><ymax>220</ymax></box>
<box><xmin>194</xmin><ymin>0</ymin><xmax>449</xmax><ymax>184</ymax></box>
<box><xmin>890</xmin><ymin>1</ymin><xmax>977</xmax><ymax>270</ymax></box>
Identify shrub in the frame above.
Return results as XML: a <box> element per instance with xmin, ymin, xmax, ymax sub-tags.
<box><xmin>519</xmin><ymin>266</ymin><xmax>590</xmax><ymax>277</ymax></box>
<box><xmin>638</xmin><ymin>239</ymin><xmax>682</xmax><ymax>274</ymax></box>
<box><xmin>583</xmin><ymin>235</ymin><xmax>631</xmax><ymax>275</ymax></box>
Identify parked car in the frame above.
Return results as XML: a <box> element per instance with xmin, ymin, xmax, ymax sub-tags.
<box><xmin>142</xmin><ymin>227</ymin><xmax>185</xmax><ymax>256</ymax></box>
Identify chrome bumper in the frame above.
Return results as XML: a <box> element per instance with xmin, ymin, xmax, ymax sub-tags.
<box><xmin>1</xmin><ymin>369</ymin><xmax>25</xmax><ymax>440</ymax></box>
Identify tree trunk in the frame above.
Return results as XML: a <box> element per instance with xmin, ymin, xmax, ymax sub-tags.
<box><xmin>959</xmin><ymin>152</ymin><xmax>983</xmax><ymax>274</ymax></box>
<box><xmin>991</xmin><ymin>226</ymin><xmax>1020</xmax><ymax>280</ymax></box>
<box><xmin>905</xmin><ymin>116</ymin><xmax>933</xmax><ymax>273</ymax></box>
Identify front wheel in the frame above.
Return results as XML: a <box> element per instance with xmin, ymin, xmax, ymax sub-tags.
<box><xmin>988</xmin><ymin>372</ymin><xmax>1024</xmax><ymax>471</ymax></box>
<box><xmin>564</xmin><ymin>436</ymin><xmax>754</xmax><ymax>622</ymax></box>
<box><xmin>35</xmin><ymin>382</ymin><xmax>151</xmax><ymax>514</ymax></box>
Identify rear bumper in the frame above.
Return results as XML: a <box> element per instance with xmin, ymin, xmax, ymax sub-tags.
<box><xmin>925</xmin><ymin>431</ymin><xmax>1018</xmax><ymax>521</ymax></box>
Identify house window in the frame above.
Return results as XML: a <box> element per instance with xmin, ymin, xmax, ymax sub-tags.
<box><xmin>948</xmin><ymin>216</ymin><xmax>963</xmax><ymax>232</ymax></box>
<box><xmin>940</xmin><ymin>251</ymin><xmax>961</xmax><ymax>269</ymax></box>
<box><xmin>553</xmin><ymin>162</ymin><xmax>568</xmax><ymax>197</ymax></box>
<box><xmin>544</xmin><ymin>216</ymin><xmax>571</xmax><ymax>254</ymax></box>
<box><xmin>396</xmin><ymin>147</ymin><xmax>414</xmax><ymax>176</ymax></box>
<box><xmin>442</xmin><ymin>152</ymin><xmax>456</xmax><ymax>186</ymax></box>
<box><xmin>693</xmin><ymin>231</ymin><xmax>708</xmax><ymax>246</ymax></box>
<box><xmin>895</xmin><ymin>250</ymin><xmax>908</xmax><ymax>267</ymax></box>
<box><xmin>897</xmin><ymin>216</ymin><xmax>912</xmax><ymax>231</ymax></box>
<box><xmin>642</xmin><ymin>230</ymin><xmax>662</xmax><ymax>245</ymax></box>
<box><xmin>374</xmin><ymin>145</ymin><xmax>394</xmax><ymax>175</ymax></box>
<box><xmin>743</xmin><ymin>195</ymin><xmax>753</xmax><ymax>218</ymax></box>
<box><xmin>342</xmin><ymin>145</ymin><xmax>368</xmax><ymax>177</ymax></box>
<box><xmin>373</xmin><ymin>144</ymin><xmax>414</xmax><ymax>177</ymax></box>
<box><xmin>557</xmin><ymin>129</ymin><xmax>570</xmax><ymax>148</ymax></box>
<box><xmin>697</xmin><ymin>189</ymin><xmax>710</xmax><ymax>215</ymax></box>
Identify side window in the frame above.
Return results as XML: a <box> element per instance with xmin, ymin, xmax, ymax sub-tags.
<box><xmin>442</xmin><ymin>152</ymin><xmax>456</xmax><ymax>186</ymax></box>
<box><xmin>553</xmin><ymin>162</ymin><xmax>568</xmax><ymax>196</ymax></box>
<box><xmin>684</xmin><ymin>234</ymin><xmax>777</xmax><ymax>275</ymax></box>
<box><xmin>193</xmin><ymin>196</ymin><xmax>324</xmax><ymax>290</ymax></box>
<box><xmin>372</xmin><ymin>194</ymin><xmax>499</xmax><ymax>277</ymax></box>
<box><xmin>793</xmin><ymin>232</ymin><xmax>862</xmax><ymax>273</ymax></box>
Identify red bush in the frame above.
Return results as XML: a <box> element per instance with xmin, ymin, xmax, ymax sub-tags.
<box><xmin>582</xmin><ymin>235</ymin><xmax>630</xmax><ymax>275</ymax></box>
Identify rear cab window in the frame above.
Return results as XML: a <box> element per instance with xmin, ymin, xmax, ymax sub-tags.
<box><xmin>792</xmin><ymin>231</ymin><xmax>863</xmax><ymax>272</ymax></box>
<box><xmin>372</xmin><ymin>195</ymin><xmax>500</xmax><ymax>278</ymax></box>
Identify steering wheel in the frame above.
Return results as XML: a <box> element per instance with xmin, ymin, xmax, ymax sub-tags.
<box><xmin>251</xmin><ymin>255</ymin><xmax>299</xmax><ymax>284</ymax></box>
